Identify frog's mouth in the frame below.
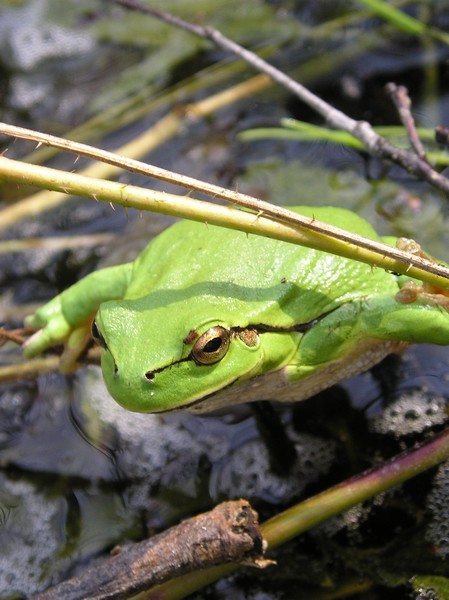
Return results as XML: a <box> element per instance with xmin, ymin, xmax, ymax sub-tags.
<box><xmin>156</xmin><ymin>377</ymin><xmax>243</xmax><ymax>414</ymax></box>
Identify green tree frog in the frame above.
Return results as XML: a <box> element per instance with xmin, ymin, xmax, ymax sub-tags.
<box><xmin>23</xmin><ymin>206</ymin><xmax>449</xmax><ymax>414</ymax></box>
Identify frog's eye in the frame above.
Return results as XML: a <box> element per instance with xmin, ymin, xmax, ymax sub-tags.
<box><xmin>191</xmin><ymin>326</ymin><xmax>231</xmax><ymax>365</ymax></box>
<box><xmin>91</xmin><ymin>320</ymin><xmax>107</xmax><ymax>349</ymax></box>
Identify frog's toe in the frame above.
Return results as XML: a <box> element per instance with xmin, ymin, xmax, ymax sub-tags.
<box><xmin>23</xmin><ymin>316</ymin><xmax>70</xmax><ymax>357</ymax></box>
<box><xmin>23</xmin><ymin>329</ymin><xmax>52</xmax><ymax>358</ymax></box>
<box><xmin>24</xmin><ymin>313</ymin><xmax>46</xmax><ymax>330</ymax></box>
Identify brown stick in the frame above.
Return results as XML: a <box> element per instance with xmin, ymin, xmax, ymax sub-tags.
<box><xmin>32</xmin><ymin>500</ymin><xmax>270</xmax><ymax>600</ymax></box>
<box><xmin>385</xmin><ymin>82</ymin><xmax>428</xmax><ymax>162</ymax></box>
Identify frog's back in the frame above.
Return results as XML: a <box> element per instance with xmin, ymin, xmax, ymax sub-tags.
<box><xmin>126</xmin><ymin>206</ymin><xmax>398</xmax><ymax>327</ymax></box>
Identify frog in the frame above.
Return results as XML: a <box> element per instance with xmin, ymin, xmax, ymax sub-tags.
<box><xmin>23</xmin><ymin>206</ymin><xmax>449</xmax><ymax>414</ymax></box>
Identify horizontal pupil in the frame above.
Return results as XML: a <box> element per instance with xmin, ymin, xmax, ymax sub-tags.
<box><xmin>203</xmin><ymin>337</ymin><xmax>222</xmax><ymax>353</ymax></box>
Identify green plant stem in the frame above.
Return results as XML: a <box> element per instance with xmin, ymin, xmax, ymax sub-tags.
<box><xmin>1</xmin><ymin>155</ymin><xmax>449</xmax><ymax>288</ymax></box>
<box><xmin>357</xmin><ymin>0</ymin><xmax>449</xmax><ymax>44</ymax></box>
<box><xmin>240</xmin><ymin>122</ymin><xmax>449</xmax><ymax>166</ymax></box>
<box><xmin>358</xmin><ymin>0</ymin><xmax>425</xmax><ymax>34</ymax></box>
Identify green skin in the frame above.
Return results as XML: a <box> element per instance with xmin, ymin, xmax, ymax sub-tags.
<box><xmin>23</xmin><ymin>206</ymin><xmax>449</xmax><ymax>414</ymax></box>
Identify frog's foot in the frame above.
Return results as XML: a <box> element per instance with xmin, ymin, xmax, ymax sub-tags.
<box><xmin>24</xmin><ymin>294</ymin><xmax>70</xmax><ymax>352</ymax></box>
<box><xmin>395</xmin><ymin>238</ymin><xmax>449</xmax><ymax>310</ymax></box>
<box><xmin>396</xmin><ymin>237</ymin><xmax>434</xmax><ymax>260</ymax></box>
<box><xmin>24</xmin><ymin>321</ymin><xmax>93</xmax><ymax>373</ymax></box>
<box><xmin>395</xmin><ymin>280</ymin><xmax>449</xmax><ymax>310</ymax></box>
<box><xmin>23</xmin><ymin>300</ymin><xmax>93</xmax><ymax>373</ymax></box>
<box><xmin>396</xmin><ymin>238</ymin><xmax>428</xmax><ymax>262</ymax></box>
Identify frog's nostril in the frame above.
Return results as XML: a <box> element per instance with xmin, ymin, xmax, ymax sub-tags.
<box><xmin>145</xmin><ymin>371</ymin><xmax>155</xmax><ymax>382</ymax></box>
<box><xmin>111</xmin><ymin>354</ymin><xmax>119</xmax><ymax>379</ymax></box>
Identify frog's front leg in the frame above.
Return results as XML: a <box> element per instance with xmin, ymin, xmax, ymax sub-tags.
<box><xmin>23</xmin><ymin>262</ymin><xmax>133</xmax><ymax>372</ymax></box>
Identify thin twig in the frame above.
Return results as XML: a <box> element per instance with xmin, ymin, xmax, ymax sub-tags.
<box><xmin>0</xmin><ymin>121</ymin><xmax>281</xmax><ymax>218</ymax></box>
<box><xmin>113</xmin><ymin>0</ymin><xmax>449</xmax><ymax>196</ymax></box>
<box><xmin>386</xmin><ymin>82</ymin><xmax>428</xmax><ymax>161</ymax></box>
<box><xmin>0</xmin><ymin>327</ymin><xmax>26</xmax><ymax>346</ymax></box>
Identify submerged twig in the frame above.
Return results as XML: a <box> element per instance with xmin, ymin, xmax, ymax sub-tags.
<box><xmin>0</xmin><ymin>74</ymin><xmax>269</xmax><ymax>231</ymax></box>
<box><xmin>0</xmin><ymin>356</ymin><xmax>62</xmax><ymax>381</ymax></box>
<box><xmin>0</xmin><ymin>232</ymin><xmax>114</xmax><ymax>254</ymax></box>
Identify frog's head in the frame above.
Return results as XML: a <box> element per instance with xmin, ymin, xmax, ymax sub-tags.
<box><xmin>92</xmin><ymin>294</ymin><xmax>293</xmax><ymax>413</ymax></box>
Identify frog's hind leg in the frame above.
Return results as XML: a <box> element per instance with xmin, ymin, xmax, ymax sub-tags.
<box><xmin>251</xmin><ymin>401</ymin><xmax>297</xmax><ymax>476</ymax></box>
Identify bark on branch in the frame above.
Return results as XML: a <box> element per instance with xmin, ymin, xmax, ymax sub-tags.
<box><xmin>32</xmin><ymin>500</ymin><xmax>270</xmax><ymax>600</ymax></box>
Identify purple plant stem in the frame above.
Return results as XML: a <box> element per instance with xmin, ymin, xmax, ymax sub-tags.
<box><xmin>263</xmin><ymin>426</ymin><xmax>449</xmax><ymax>549</ymax></box>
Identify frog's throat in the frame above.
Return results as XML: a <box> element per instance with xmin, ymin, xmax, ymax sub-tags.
<box><xmin>170</xmin><ymin>338</ymin><xmax>408</xmax><ymax>414</ymax></box>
